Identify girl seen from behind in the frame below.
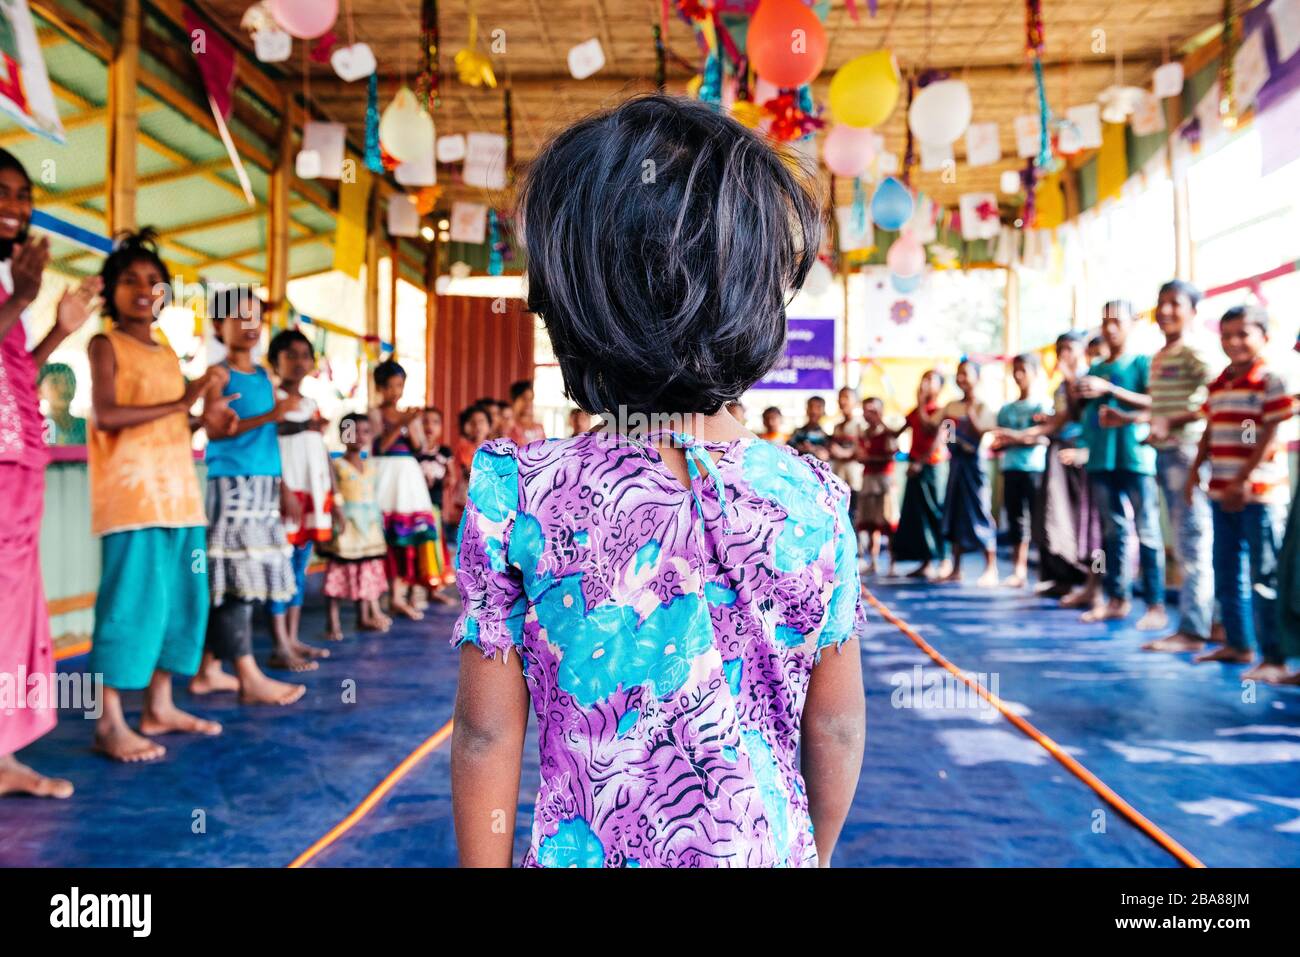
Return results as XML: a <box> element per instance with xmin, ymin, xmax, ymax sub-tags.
<box><xmin>450</xmin><ymin>95</ymin><xmax>867</xmax><ymax>868</ymax></box>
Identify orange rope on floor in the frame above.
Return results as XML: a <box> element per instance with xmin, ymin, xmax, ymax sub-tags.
<box><xmin>53</xmin><ymin>640</ymin><xmax>91</xmax><ymax>661</ymax></box>
<box><xmin>287</xmin><ymin>719</ymin><xmax>455</xmax><ymax>869</ymax></box>
<box><xmin>863</xmin><ymin>589</ymin><xmax>1207</xmax><ymax>869</ymax></box>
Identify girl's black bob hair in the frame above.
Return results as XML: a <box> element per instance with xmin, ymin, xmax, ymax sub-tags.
<box><xmin>519</xmin><ymin>94</ymin><xmax>823</xmax><ymax>416</ymax></box>
<box><xmin>100</xmin><ymin>228</ymin><xmax>171</xmax><ymax>323</ymax></box>
<box><xmin>373</xmin><ymin>358</ymin><xmax>406</xmax><ymax>389</ymax></box>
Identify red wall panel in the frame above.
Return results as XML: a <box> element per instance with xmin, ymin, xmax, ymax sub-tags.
<box><xmin>428</xmin><ymin>295</ymin><xmax>535</xmax><ymax>423</ymax></box>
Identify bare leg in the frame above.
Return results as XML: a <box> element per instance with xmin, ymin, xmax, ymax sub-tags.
<box><xmin>939</xmin><ymin>547</ymin><xmax>964</xmax><ymax>582</ymax></box>
<box><xmin>140</xmin><ymin>670</ymin><xmax>222</xmax><ymax>737</ymax></box>
<box><xmin>188</xmin><ymin>651</ymin><xmax>240</xmax><ymax>695</ymax></box>
<box><xmin>323</xmin><ymin>598</ymin><xmax>344</xmax><ymax>641</ymax></box>
<box><xmin>976</xmin><ymin>548</ymin><xmax>1000</xmax><ymax>587</ymax></box>
<box><xmin>286</xmin><ymin>605</ymin><xmax>329</xmax><ymax>659</ymax></box>
<box><xmin>92</xmin><ymin>686</ymin><xmax>166</xmax><ymax>763</ymax></box>
<box><xmin>1004</xmin><ymin>542</ymin><xmax>1029</xmax><ymax>588</ymax></box>
<box><xmin>0</xmin><ymin>753</ymin><xmax>73</xmax><ymax>798</ymax></box>
<box><xmin>234</xmin><ymin>654</ymin><xmax>306</xmax><ymax>706</ymax></box>
<box><xmin>269</xmin><ymin>612</ymin><xmax>318</xmax><ymax>672</ymax></box>
<box><xmin>368</xmin><ymin>599</ymin><xmax>392</xmax><ymax>632</ymax></box>
<box><xmin>389</xmin><ymin>579</ymin><xmax>424</xmax><ymax>621</ymax></box>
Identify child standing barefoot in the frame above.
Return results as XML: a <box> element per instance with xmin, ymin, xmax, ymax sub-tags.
<box><xmin>416</xmin><ymin>406</ymin><xmax>456</xmax><ymax>604</ymax></box>
<box><xmin>88</xmin><ymin>231</ymin><xmax>232</xmax><ymax>763</ymax></box>
<box><xmin>938</xmin><ymin>360</ymin><xmax>999</xmax><ymax>587</ymax></box>
<box><xmin>1074</xmin><ymin>301</ymin><xmax>1167</xmax><ymax>629</ymax></box>
<box><xmin>856</xmin><ymin>397</ymin><xmax>898</xmax><ymax>576</ymax></box>
<box><xmin>893</xmin><ymin>370</ymin><xmax>948</xmax><ymax>579</ymax></box>
<box><xmin>370</xmin><ymin>359</ymin><xmax>438</xmax><ymax>620</ymax></box>
<box><xmin>991</xmin><ymin>353</ymin><xmax>1050</xmax><ymax>589</ymax></box>
<box><xmin>1191</xmin><ymin>307</ymin><xmax>1297</xmax><ymax>683</ymax></box>
<box><xmin>320</xmin><ymin>413</ymin><xmax>390</xmax><ymax>637</ymax></box>
<box><xmin>190</xmin><ymin>290</ymin><xmax>306</xmax><ymax>704</ymax></box>
<box><xmin>266</xmin><ymin>328</ymin><xmax>335</xmax><ymax>662</ymax></box>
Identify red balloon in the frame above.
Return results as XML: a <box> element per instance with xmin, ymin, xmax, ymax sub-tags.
<box><xmin>748</xmin><ymin>0</ymin><xmax>828</xmax><ymax>89</ymax></box>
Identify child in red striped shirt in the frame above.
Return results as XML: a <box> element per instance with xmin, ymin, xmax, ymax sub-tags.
<box><xmin>1187</xmin><ymin>306</ymin><xmax>1297</xmax><ymax>684</ymax></box>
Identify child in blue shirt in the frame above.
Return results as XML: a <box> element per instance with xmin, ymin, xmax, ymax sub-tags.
<box><xmin>992</xmin><ymin>353</ymin><xmax>1050</xmax><ymax>588</ymax></box>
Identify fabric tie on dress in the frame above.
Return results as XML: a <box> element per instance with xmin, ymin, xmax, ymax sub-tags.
<box><xmin>641</xmin><ymin>430</ymin><xmax>733</xmax><ymax>532</ymax></box>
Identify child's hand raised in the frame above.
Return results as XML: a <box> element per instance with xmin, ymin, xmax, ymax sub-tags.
<box><xmin>55</xmin><ymin>276</ymin><xmax>103</xmax><ymax>334</ymax></box>
<box><xmin>9</xmin><ymin>237</ymin><xmax>50</xmax><ymax>308</ymax></box>
<box><xmin>202</xmin><ymin>391</ymin><xmax>240</xmax><ymax>438</ymax></box>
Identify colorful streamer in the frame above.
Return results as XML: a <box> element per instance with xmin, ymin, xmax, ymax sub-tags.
<box><xmin>418</xmin><ymin>0</ymin><xmax>440</xmax><ymax>110</ymax></box>
<box><xmin>364</xmin><ymin>73</ymin><xmax>384</xmax><ymax>174</ymax></box>
<box><xmin>487</xmin><ymin>209</ymin><xmax>503</xmax><ymax>276</ymax></box>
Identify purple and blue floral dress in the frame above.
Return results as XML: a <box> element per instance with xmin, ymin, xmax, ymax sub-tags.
<box><xmin>453</xmin><ymin>431</ymin><xmax>866</xmax><ymax>867</ymax></box>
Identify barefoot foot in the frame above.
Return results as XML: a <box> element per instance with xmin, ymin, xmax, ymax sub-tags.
<box><xmin>1081</xmin><ymin>599</ymin><xmax>1130</xmax><ymax>624</ymax></box>
<box><xmin>139</xmin><ymin>706</ymin><xmax>222</xmax><ymax>737</ymax></box>
<box><xmin>0</xmin><ymin>756</ymin><xmax>74</xmax><ymax>798</ymax></box>
<box><xmin>1003</xmin><ymin>574</ymin><xmax>1028</xmax><ymax>589</ymax></box>
<box><xmin>1142</xmin><ymin>633</ymin><xmax>1207</xmax><ymax>653</ymax></box>
<box><xmin>1136</xmin><ymin>606</ymin><xmax>1169</xmax><ymax>632</ymax></box>
<box><xmin>188</xmin><ymin>668</ymin><xmax>240</xmax><ymax>696</ymax></box>
<box><xmin>1194</xmin><ymin>645</ymin><xmax>1254</xmax><ymax>664</ymax></box>
<box><xmin>290</xmin><ymin>639</ymin><xmax>330</xmax><ymax>660</ymax></box>
<box><xmin>239</xmin><ymin>674</ymin><xmax>307</xmax><ymax>706</ymax></box>
<box><xmin>390</xmin><ymin>599</ymin><xmax>424</xmax><ymax>621</ymax></box>
<box><xmin>267</xmin><ymin>651</ymin><xmax>320</xmax><ymax>673</ymax></box>
<box><xmin>93</xmin><ymin>725</ymin><xmax>166</xmax><ymax>763</ymax></box>
<box><xmin>976</xmin><ymin>569</ymin><xmax>1001</xmax><ymax>588</ymax></box>
<box><xmin>1243</xmin><ymin>663</ymin><xmax>1300</xmax><ymax>685</ymax></box>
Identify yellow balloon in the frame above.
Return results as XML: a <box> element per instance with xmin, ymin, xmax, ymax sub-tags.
<box><xmin>828</xmin><ymin>51</ymin><xmax>901</xmax><ymax>128</ymax></box>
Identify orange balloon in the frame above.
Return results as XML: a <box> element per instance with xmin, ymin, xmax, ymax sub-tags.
<box><xmin>747</xmin><ymin>0</ymin><xmax>827</xmax><ymax>88</ymax></box>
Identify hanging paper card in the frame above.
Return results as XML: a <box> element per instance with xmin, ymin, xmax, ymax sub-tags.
<box><xmin>1195</xmin><ymin>80</ymin><xmax>1225</xmax><ymax>145</ymax></box>
<box><xmin>835</xmin><ymin>205</ymin><xmax>873</xmax><ymax>251</ymax></box>
<box><xmin>907</xmin><ymin>194</ymin><xmax>937</xmax><ymax>243</ymax></box>
<box><xmin>567</xmin><ymin>38</ymin><xmax>605</xmax><ymax>79</ymax></box>
<box><xmin>253</xmin><ymin>28</ymin><xmax>293</xmax><ymax>63</ymax></box>
<box><xmin>1273</xmin><ymin>0</ymin><xmax>1300</xmax><ymax>63</ymax></box>
<box><xmin>395</xmin><ymin>150</ymin><xmax>437</xmax><ymax>187</ymax></box>
<box><xmin>436</xmin><ymin>134</ymin><xmax>467</xmax><ymax>164</ymax></box>
<box><xmin>1066</xmin><ymin>103</ymin><xmax>1103</xmax><ymax>149</ymax></box>
<box><xmin>877</xmin><ymin>151</ymin><xmax>900</xmax><ymax>175</ymax></box>
<box><xmin>1152</xmin><ymin>62</ymin><xmax>1184</xmax><ymax>98</ymax></box>
<box><xmin>918</xmin><ymin>140</ymin><xmax>952</xmax><ymax>172</ymax></box>
<box><xmin>301</xmin><ymin>121</ymin><xmax>346</xmax><ymax>179</ymax></box>
<box><xmin>295</xmin><ymin>150</ymin><xmax>322</xmax><ymax>179</ymax></box>
<box><xmin>463</xmin><ymin>132</ymin><xmax>507</xmax><ymax>189</ymax></box>
<box><xmin>449</xmin><ymin>201</ymin><xmax>488</xmax><ymax>244</ymax></box>
<box><xmin>0</xmin><ymin>0</ymin><xmax>64</xmax><ymax>142</ymax></box>
<box><xmin>1233</xmin><ymin>29</ymin><xmax>1270</xmax><ymax>108</ymax></box>
<box><xmin>1013</xmin><ymin>115</ymin><xmax>1040</xmax><ymax>158</ymax></box>
<box><xmin>387</xmin><ymin>194</ymin><xmax>421</xmax><ymax>238</ymax></box>
<box><xmin>1095</xmin><ymin>121</ymin><xmax>1128</xmax><ymax>203</ymax></box>
<box><xmin>958</xmin><ymin>193</ymin><xmax>1000</xmax><ymax>241</ymax></box>
<box><xmin>1129</xmin><ymin>92</ymin><xmax>1166</xmax><ymax>136</ymax></box>
<box><xmin>964</xmin><ymin>122</ymin><xmax>1001</xmax><ymax>167</ymax></box>
<box><xmin>331</xmin><ymin>42</ymin><xmax>377</xmax><ymax>82</ymax></box>
<box><xmin>1260</xmin><ymin>86</ymin><xmax>1300</xmax><ymax>174</ymax></box>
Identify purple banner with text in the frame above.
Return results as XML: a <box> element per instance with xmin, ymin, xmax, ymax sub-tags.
<box><xmin>757</xmin><ymin>318</ymin><xmax>836</xmax><ymax>390</ymax></box>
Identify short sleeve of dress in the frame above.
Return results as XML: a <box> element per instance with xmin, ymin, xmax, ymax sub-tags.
<box><xmin>804</xmin><ymin>455</ymin><xmax>868</xmax><ymax>653</ymax></box>
<box><xmin>451</xmin><ymin>440</ymin><xmax>528</xmax><ymax>660</ymax></box>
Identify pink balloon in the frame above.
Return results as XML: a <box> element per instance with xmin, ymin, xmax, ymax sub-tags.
<box><xmin>822</xmin><ymin>124</ymin><xmax>877</xmax><ymax>177</ymax></box>
<box><xmin>886</xmin><ymin>231</ymin><xmax>926</xmax><ymax>278</ymax></box>
<box><xmin>270</xmin><ymin>0</ymin><xmax>338</xmax><ymax>39</ymax></box>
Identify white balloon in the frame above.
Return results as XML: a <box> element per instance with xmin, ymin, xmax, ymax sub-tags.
<box><xmin>380</xmin><ymin>87</ymin><xmax>434</xmax><ymax>164</ymax></box>
<box><xmin>908</xmin><ymin>79</ymin><xmax>973</xmax><ymax>146</ymax></box>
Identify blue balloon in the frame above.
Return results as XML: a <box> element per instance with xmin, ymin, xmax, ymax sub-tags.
<box><xmin>890</xmin><ymin>271</ymin><xmax>922</xmax><ymax>294</ymax></box>
<box><xmin>871</xmin><ymin>176</ymin><xmax>914</xmax><ymax>232</ymax></box>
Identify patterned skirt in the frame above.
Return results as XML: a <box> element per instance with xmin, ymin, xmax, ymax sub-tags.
<box><xmin>324</xmin><ymin>558</ymin><xmax>388</xmax><ymax>601</ymax></box>
<box><xmin>206</xmin><ymin>475</ymin><xmax>295</xmax><ymax>606</ymax></box>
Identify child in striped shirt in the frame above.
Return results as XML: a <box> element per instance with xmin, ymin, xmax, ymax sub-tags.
<box><xmin>1144</xmin><ymin>280</ymin><xmax>1217</xmax><ymax>653</ymax></box>
<box><xmin>1188</xmin><ymin>306</ymin><xmax>1297</xmax><ymax>684</ymax></box>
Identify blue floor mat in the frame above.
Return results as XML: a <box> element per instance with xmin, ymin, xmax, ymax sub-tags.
<box><xmin>6</xmin><ymin>558</ymin><xmax>1299</xmax><ymax>867</ymax></box>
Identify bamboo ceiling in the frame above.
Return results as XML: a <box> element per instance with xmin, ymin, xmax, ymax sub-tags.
<box><xmin>198</xmin><ymin>0</ymin><xmax>1233</xmax><ymax>209</ymax></box>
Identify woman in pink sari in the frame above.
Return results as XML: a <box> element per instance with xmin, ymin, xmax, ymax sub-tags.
<box><xmin>0</xmin><ymin>149</ymin><xmax>101</xmax><ymax>798</ymax></box>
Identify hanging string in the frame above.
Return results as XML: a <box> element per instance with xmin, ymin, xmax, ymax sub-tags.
<box><xmin>1218</xmin><ymin>0</ymin><xmax>1240</xmax><ymax>128</ymax></box>
<box><xmin>852</xmin><ymin>177</ymin><xmax>867</xmax><ymax>234</ymax></box>
<box><xmin>504</xmin><ymin>86</ymin><xmax>515</xmax><ymax>187</ymax></box>
<box><xmin>653</xmin><ymin>22</ymin><xmax>666</xmax><ymax>91</ymax></box>
<box><xmin>418</xmin><ymin>0</ymin><xmax>440</xmax><ymax>110</ymax></box>
<box><xmin>902</xmin><ymin>76</ymin><xmax>916</xmax><ymax>187</ymax></box>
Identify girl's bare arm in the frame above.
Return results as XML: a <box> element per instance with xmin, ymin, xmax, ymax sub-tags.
<box><xmin>801</xmin><ymin>636</ymin><xmax>865</xmax><ymax>867</ymax></box>
<box><xmin>451</xmin><ymin>647</ymin><xmax>530</xmax><ymax>867</ymax></box>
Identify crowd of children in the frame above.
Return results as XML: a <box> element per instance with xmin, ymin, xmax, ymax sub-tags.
<box><xmin>771</xmin><ymin>279</ymin><xmax>1300</xmax><ymax>686</ymax></box>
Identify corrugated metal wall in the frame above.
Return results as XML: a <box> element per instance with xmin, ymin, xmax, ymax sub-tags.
<box><xmin>428</xmin><ymin>295</ymin><xmax>536</xmax><ymax>421</ymax></box>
